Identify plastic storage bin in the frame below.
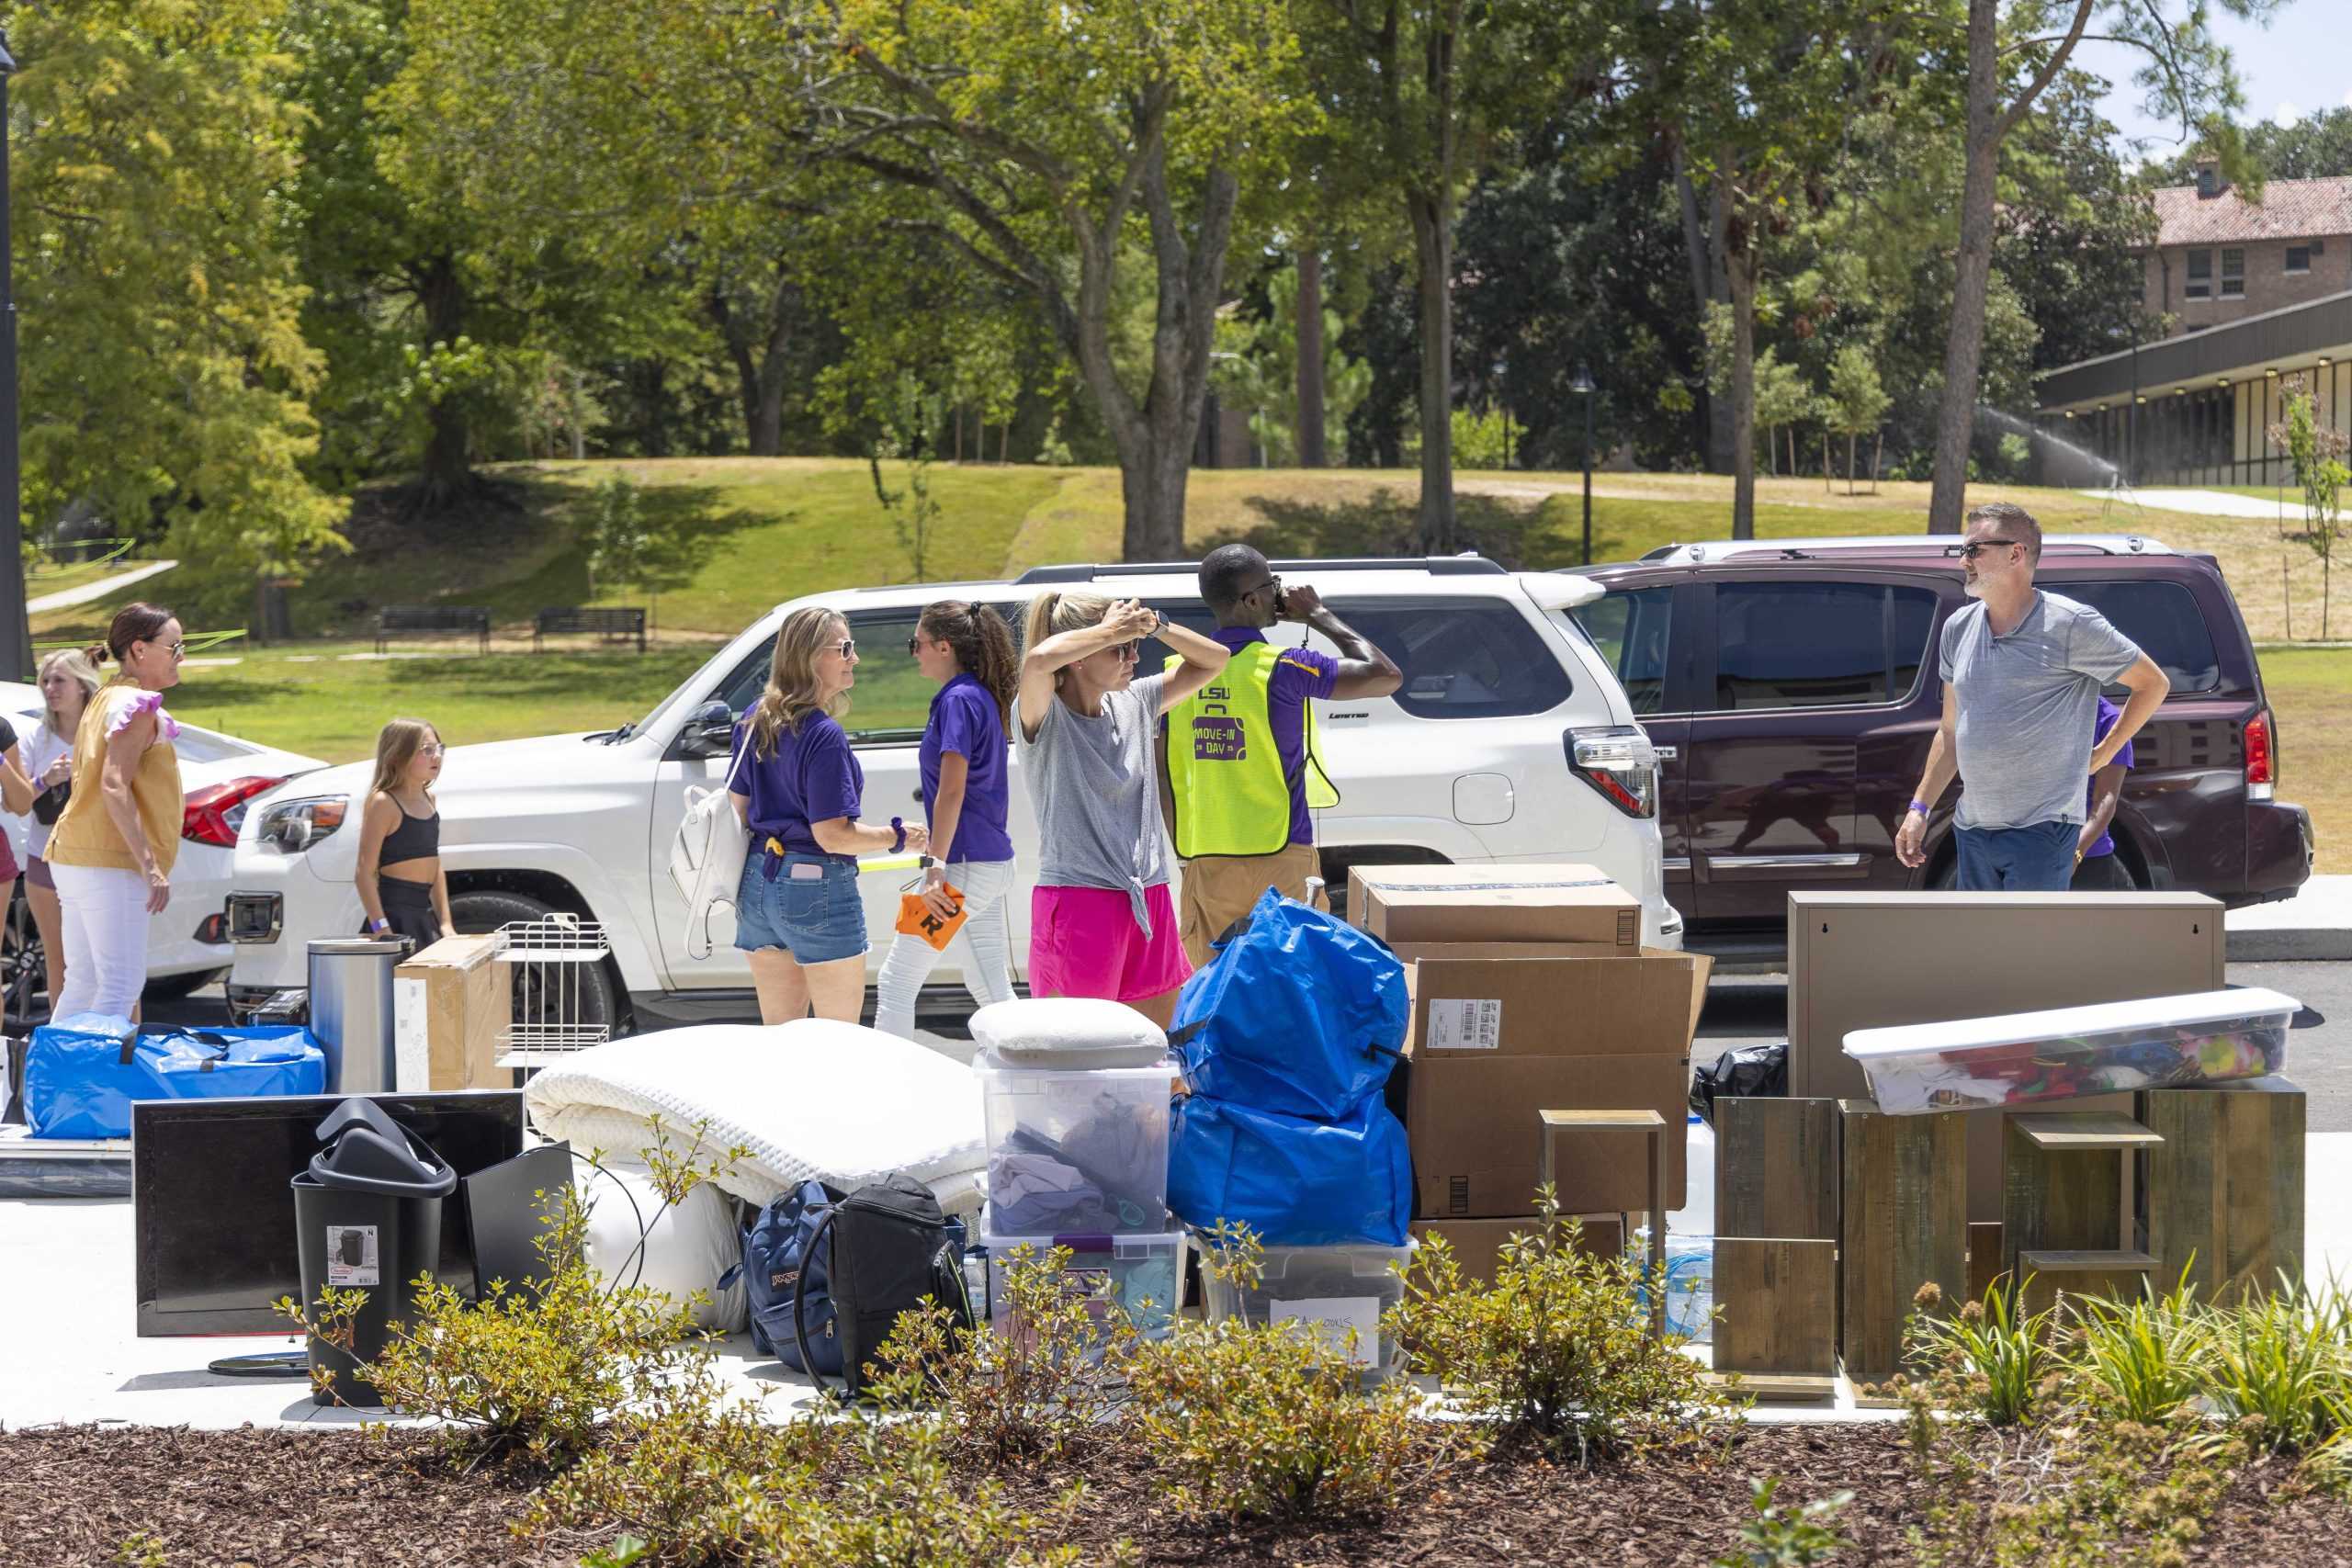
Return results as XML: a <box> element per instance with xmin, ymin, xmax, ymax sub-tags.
<box><xmin>1842</xmin><ymin>987</ymin><xmax>2297</xmax><ymax>1115</ymax></box>
<box><xmin>975</xmin><ymin>1057</ymin><xmax>1174</xmax><ymax>1234</ymax></box>
<box><xmin>1195</xmin><ymin>1238</ymin><xmax>1414</xmax><ymax>1383</ymax></box>
<box><xmin>977</xmin><ymin>1225</ymin><xmax>1184</xmax><ymax>1343</ymax></box>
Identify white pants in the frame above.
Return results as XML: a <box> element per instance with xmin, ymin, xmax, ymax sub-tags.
<box><xmin>874</xmin><ymin>859</ymin><xmax>1018</xmax><ymax>1039</ymax></box>
<box><xmin>51</xmin><ymin>863</ymin><xmax>151</xmax><ymax>1022</ymax></box>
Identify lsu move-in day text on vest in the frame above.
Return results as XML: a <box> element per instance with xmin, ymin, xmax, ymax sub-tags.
<box><xmin>1162</xmin><ymin>642</ymin><xmax>1339</xmax><ymax>858</ymax></box>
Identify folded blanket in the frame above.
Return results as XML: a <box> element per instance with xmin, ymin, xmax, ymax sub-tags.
<box><xmin>525</xmin><ymin>1021</ymin><xmax>986</xmax><ymax>1214</ymax></box>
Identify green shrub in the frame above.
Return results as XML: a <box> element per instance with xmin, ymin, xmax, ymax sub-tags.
<box><xmin>278</xmin><ymin>1119</ymin><xmax>743</xmax><ymax>1472</ymax></box>
<box><xmin>2204</xmin><ymin>1286</ymin><xmax>2352</xmax><ymax>1455</ymax></box>
<box><xmin>1911</xmin><ymin>1419</ymin><xmax>2245</xmax><ymax>1568</ymax></box>
<box><xmin>1714</xmin><ymin>1477</ymin><xmax>1854</xmax><ymax>1567</ymax></box>
<box><xmin>526</xmin><ymin>1399</ymin><xmax>833</xmax><ymax>1562</ymax></box>
<box><xmin>2068</xmin><ymin>1276</ymin><xmax>2211</xmax><ymax>1426</ymax></box>
<box><xmin>862</xmin><ymin>1242</ymin><xmax>1137</xmax><ymax>1468</ymax></box>
<box><xmin>1900</xmin><ymin>1280</ymin><xmax>2054</xmax><ymax>1427</ymax></box>
<box><xmin>1125</xmin><ymin>1227</ymin><xmax>1450</xmax><ymax>1522</ymax></box>
<box><xmin>1389</xmin><ymin>1186</ymin><xmax>1742</xmax><ymax>1464</ymax></box>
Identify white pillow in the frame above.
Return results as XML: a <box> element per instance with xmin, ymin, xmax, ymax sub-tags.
<box><xmin>968</xmin><ymin>997</ymin><xmax>1170</xmax><ymax>1069</ymax></box>
<box><xmin>579</xmin><ymin>1158</ymin><xmax>748</xmax><ymax>1332</ymax></box>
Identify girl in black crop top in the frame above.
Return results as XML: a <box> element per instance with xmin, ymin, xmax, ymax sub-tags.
<box><xmin>356</xmin><ymin>718</ymin><xmax>454</xmax><ymax>947</ymax></box>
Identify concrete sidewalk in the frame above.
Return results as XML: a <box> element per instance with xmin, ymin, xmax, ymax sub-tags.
<box><xmin>2228</xmin><ymin>876</ymin><xmax>2352</xmax><ymax>962</ymax></box>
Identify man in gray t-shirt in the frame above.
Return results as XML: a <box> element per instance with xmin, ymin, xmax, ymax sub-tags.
<box><xmin>1894</xmin><ymin>502</ymin><xmax>2171</xmax><ymax>892</ymax></box>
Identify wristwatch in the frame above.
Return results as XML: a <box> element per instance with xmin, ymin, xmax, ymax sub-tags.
<box><xmin>889</xmin><ymin>816</ymin><xmax>907</xmax><ymax>855</ymax></box>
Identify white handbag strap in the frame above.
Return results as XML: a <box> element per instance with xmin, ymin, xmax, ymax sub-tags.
<box><xmin>685</xmin><ymin>715</ymin><xmax>753</xmax><ymax>962</ymax></box>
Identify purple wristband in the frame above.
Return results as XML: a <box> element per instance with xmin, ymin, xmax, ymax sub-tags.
<box><xmin>1907</xmin><ymin>799</ymin><xmax>1930</xmax><ymax>817</ymax></box>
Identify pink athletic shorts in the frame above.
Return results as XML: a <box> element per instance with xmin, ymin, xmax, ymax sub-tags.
<box><xmin>1028</xmin><ymin>884</ymin><xmax>1192</xmax><ymax>1003</ymax></box>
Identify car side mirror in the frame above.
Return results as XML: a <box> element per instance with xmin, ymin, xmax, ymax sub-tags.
<box><xmin>678</xmin><ymin>700</ymin><xmax>736</xmax><ymax>761</ymax></box>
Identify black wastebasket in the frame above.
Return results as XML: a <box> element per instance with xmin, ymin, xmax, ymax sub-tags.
<box><xmin>292</xmin><ymin>1098</ymin><xmax>457</xmax><ymax>1405</ymax></box>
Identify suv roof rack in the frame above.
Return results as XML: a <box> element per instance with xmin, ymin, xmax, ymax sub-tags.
<box><xmin>1630</xmin><ymin>534</ymin><xmax>2174</xmax><ymax>565</ymax></box>
<box><xmin>1013</xmin><ymin>554</ymin><xmax>1505</xmax><ymax>585</ymax></box>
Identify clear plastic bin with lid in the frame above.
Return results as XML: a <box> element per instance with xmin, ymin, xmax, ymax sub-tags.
<box><xmin>968</xmin><ymin>997</ymin><xmax>1177</xmax><ymax>1235</ymax></box>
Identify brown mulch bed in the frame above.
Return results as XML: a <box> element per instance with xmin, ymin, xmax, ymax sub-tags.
<box><xmin>7</xmin><ymin>1421</ymin><xmax>2352</xmax><ymax>1567</ymax></box>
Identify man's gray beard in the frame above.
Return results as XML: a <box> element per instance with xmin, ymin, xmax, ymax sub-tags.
<box><xmin>1962</xmin><ymin>577</ymin><xmax>1985</xmax><ymax>599</ymax></box>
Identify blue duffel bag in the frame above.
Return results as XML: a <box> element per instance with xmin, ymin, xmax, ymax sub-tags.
<box><xmin>25</xmin><ymin>1015</ymin><xmax>327</xmax><ymax>1141</ymax></box>
<box><xmin>1169</xmin><ymin>887</ymin><xmax>1408</xmax><ymax>1121</ymax></box>
<box><xmin>1168</xmin><ymin>1090</ymin><xmax>1413</xmax><ymax>1247</ymax></box>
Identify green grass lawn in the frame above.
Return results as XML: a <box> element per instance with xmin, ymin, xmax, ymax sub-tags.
<box><xmin>2255</xmin><ymin>646</ymin><xmax>2352</xmax><ymax>874</ymax></box>
<box><xmin>164</xmin><ymin>645</ymin><xmax>711</xmax><ymax>764</ymax></box>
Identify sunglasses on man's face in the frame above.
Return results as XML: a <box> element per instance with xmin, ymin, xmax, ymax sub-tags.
<box><xmin>1952</xmin><ymin>539</ymin><xmax>2021</xmax><ymax>560</ymax></box>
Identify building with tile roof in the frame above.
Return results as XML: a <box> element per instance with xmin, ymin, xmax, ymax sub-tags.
<box><xmin>2143</xmin><ymin>164</ymin><xmax>2352</xmax><ymax>334</ymax></box>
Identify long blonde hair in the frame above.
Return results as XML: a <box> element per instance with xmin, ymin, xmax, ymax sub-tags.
<box><xmin>38</xmin><ymin>649</ymin><xmax>103</xmax><ymax>741</ymax></box>
<box><xmin>1020</xmin><ymin>590</ymin><xmax>1113</xmax><ymax>684</ymax></box>
<box><xmin>751</xmin><ymin>607</ymin><xmax>848</xmax><ymax>758</ymax></box>
<box><xmin>370</xmin><ymin>718</ymin><xmax>440</xmax><ymax>798</ymax></box>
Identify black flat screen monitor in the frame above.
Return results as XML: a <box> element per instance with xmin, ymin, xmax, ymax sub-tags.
<box><xmin>134</xmin><ymin>1091</ymin><xmax>526</xmax><ymax>1336</ymax></box>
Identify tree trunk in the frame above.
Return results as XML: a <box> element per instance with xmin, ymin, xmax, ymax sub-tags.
<box><xmin>1849</xmin><ymin>432</ymin><xmax>1859</xmax><ymax>495</ymax></box>
<box><xmin>1408</xmin><ymin>186</ymin><xmax>1456</xmax><ymax>551</ymax></box>
<box><xmin>1928</xmin><ymin>0</ymin><xmax>2006</xmax><ymax>535</ymax></box>
<box><xmin>1674</xmin><ymin>149</ymin><xmax>1734</xmax><ymax>476</ymax></box>
<box><xmin>1001</xmin><ymin>422</ymin><xmax>1011</xmax><ymax>464</ymax></box>
<box><xmin>711</xmin><ymin>270</ymin><xmax>793</xmax><ymax>457</ymax></box>
<box><xmin>1296</xmin><ymin>247</ymin><xmax>1327</xmax><ymax>468</ymax></box>
<box><xmin>1725</xmin><ymin>239</ymin><xmax>1758</xmax><ymax>540</ymax></box>
<box><xmin>1872</xmin><ymin>432</ymin><xmax>1883</xmax><ymax>491</ymax></box>
<box><xmin>416</xmin><ymin>253</ymin><xmax>472</xmax><ymax>508</ymax></box>
<box><xmin>1060</xmin><ymin>149</ymin><xmax>1234</xmax><ymax>560</ymax></box>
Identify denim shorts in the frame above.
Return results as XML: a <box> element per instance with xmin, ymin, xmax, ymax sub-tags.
<box><xmin>734</xmin><ymin>851</ymin><xmax>867</xmax><ymax>964</ymax></box>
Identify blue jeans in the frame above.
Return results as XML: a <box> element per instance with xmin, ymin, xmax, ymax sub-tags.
<box><xmin>734</xmin><ymin>851</ymin><xmax>867</xmax><ymax>963</ymax></box>
<box><xmin>1955</xmin><ymin>820</ymin><xmax>2078</xmax><ymax>893</ymax></box>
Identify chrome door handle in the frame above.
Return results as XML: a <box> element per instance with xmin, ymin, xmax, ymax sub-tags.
<box><xmin>1651</xmin><ymin>746</ymin><xmax>1678</xmax><ymax>761</ymax></box>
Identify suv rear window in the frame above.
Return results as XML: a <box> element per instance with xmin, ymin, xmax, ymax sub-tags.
<box><xmin>1710</xmin><ymin>582</ymin><xmax>1939</xmax><ymax>710</ymax></box>
<box><xmin>1327</xmin><ymin>595</ymin><xmax>1570</xmax><ymax>718</ymax></box>
<box><xmin>2063</xmin><ymin>581</ymin><xmax>2222</xmax><ymax>694</ymax></box>
<box><xmin>1577</xmin><ymin>587</ymin><xmax>1673</xmax><ymax>714</ymax></box>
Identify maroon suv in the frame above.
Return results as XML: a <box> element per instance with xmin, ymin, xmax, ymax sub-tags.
<box><xmin>1572</xmin><ymin>536</ymin><xmax>2312</xmax><ymax>961</ymax></box>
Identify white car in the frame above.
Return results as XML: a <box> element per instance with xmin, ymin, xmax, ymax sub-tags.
<box><xmin>0</xmin><ymin>685</ymin><xmax>326</xmax><ymax>1021</ymax></box>
<box><xmin>222</xmin><ymin>558</ymin><xmax>1680</xmax><ymax>1029</ymax></box>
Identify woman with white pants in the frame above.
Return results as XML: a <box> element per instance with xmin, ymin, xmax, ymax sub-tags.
<box><xmin>45</xmin><ymin>603</ymin><xmax>186</xmax><ymax>1023</ymax></box>
<box><xmin>874</xmin><ymin>602</ymin><xmax>1022</xmax><ymax>1038</ymax></box>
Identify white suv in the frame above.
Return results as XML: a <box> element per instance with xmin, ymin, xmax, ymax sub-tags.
<box><xmin>222</xmin><ymin>558</ymin><xmax>1679</xmax><ymax>1029</ymax></box>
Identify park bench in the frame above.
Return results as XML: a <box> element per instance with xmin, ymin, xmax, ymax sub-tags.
<box><xmin>534</xmin><ymin>605</ymin><xmax>649</xmax><ymax>653</ymax></box>
<box><xmin>375</xmin><ymin>604</ymin><xmax>492</xmax><ymax>655</ymax></box>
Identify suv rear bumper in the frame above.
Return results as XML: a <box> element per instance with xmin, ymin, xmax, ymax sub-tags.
<box><xmin>2240</xmin><ymin>798</ymin><xmax>2314</xmax><ymax>906</ymax></box>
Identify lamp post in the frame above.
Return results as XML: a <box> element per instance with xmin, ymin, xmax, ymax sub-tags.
<box><xmin>1570</xmin><ymin>366</ymin><xmax>1596</xmax><ymax>566</ymax></box>
<box><xmin>0</xmin><ymin>32</ymin><xmax>28</xmax><ymax>682</ymax></box>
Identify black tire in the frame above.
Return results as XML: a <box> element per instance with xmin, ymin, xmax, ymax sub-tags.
<box><xmin>2</xmin><ymin>881</ymin><xmax>43</xmax><ymax>1031</ymax></box>
<box><xmin>448</xmin><ymin>889</ymin><xmax>619</xmax><ymax>1037</ymax></box>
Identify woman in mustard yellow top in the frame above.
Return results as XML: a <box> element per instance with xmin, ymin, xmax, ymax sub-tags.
<box><xmin>47</xmin><ymin>602</ymin><xmax>186</xmax><ymax>1021</ymax></box>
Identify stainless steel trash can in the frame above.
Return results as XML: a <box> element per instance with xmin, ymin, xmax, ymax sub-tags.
<box><xmin>308</xmin><ymin>936</ymin><xmax>408</xmax><ymax>1093</ymax></box>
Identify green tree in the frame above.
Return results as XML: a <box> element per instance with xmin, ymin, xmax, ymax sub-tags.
<box><xmin>2268</xmin><ymin>377</ymin><xmax>2351</xmax><ymax>637</ymax></box>
<box><xmin>12</xmin><ymin>0</ymin><xmax>345</xmax><ymax>620</ymax></box>
<box><xmin>1826</xmin><ymin>343</ymin><xmax>1892</xmax><ymax>493</ymax></box>
<box><xmin>2149</xmin><ymin>106</ymin><xmax>2352</xmax><ymax>184</ymax></box>
<box><xmin>1213</xmin><ymin>261</ymin><xmax>1372</xmax><ymax>467</ymax></box>
<box><xmin>1633</xmin><ymin>0</ymin><xmax>1922</xmax><ymax>536</ymax></box>
<box><xmin>1923</xmin><ymin>0</ymin><xmax>2276</xmax><ymax>534</ymax></box>
<box><xmin>1301</xmin><ymin>0</ymin><xmax>1584</xmax><ymax>548</ymax></box>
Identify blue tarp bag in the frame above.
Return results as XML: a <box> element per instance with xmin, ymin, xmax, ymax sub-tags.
<box><xmin>1169</xmin><ymin>887</ymin><xmax>1408</xmax><ymax>1120</ymax></box>
<box><xmin>25</xmin><ymin>1016</ymin><xmax>326</xmax><ymax>1141</ymax></box>
<box><xmin>725</xmin><ymin>1179</ymin><xmax>844</xmax><ymax>1372</ymax></box>
<box><xmin>1168</xmin><ymin>1091</ymin><xmax>1413</xmax><ymax>1247</ymax></box>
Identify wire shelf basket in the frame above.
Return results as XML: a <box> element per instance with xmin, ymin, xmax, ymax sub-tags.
<box><xmin>492</xmin><ymin>917</ymin><xmax>612</xmax><ymax>1067</ymax></box>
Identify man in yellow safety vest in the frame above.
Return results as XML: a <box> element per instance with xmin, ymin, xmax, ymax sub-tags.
<box><xmin>1160</xmin><ymin>544</ymin><xmax>1402</xmax><ymax>967</ymax></box>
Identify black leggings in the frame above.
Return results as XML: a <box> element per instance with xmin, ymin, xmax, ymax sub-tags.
<box><xmin>369</xmin><ymin>876</ymin><xmax>446</xmax><ymax>948</ymax></box>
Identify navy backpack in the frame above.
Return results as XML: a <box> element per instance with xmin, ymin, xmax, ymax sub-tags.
<box><xmin>728</xmin><ymin>1179</ymin><xmax>845</xmax><ymax>1372</ymax></box>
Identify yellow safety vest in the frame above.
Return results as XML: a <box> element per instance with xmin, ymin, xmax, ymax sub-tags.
<box><xmin>1163</xmin><ymin>640</ymin><xmax>1340</xmax><ymax>859</ymax></box>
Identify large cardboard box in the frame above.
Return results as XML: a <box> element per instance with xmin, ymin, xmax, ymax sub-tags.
<box><xmin>1349</xmin><ymin>863</ymin><xmax>1641</xmax><ymax>951</ymax></box>
<box><xmin>1413</xmin><ymin>1214</ymin><xmax>1627</xmax><ymax>1285</ymax></box>
<box><xmin>1404</xmin><ymin>949</ymin><xmax>1710</xmax><ymax>1218</ymax></box>
<box><xmin>1786</xmin><ymin>892</ymin><xmax>2227</xmax><ymax>1221</ymax></box>
<box><xmin>393</xmin><ymin>934</ymin><xmax>505</xmax><ymax>1091</ymax></box>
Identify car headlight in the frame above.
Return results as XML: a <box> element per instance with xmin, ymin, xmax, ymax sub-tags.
<box><xmin>256</xmin><ymin>795</ymin><xmax>349</xmax><ymax>853</ymax></box>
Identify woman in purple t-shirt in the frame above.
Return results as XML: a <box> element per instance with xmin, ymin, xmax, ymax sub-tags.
<box><xmin>874</xmin><ymin>601</ymin><xmax>1022</xmax><ymax>1038</ymax></box>
<box><xmin>729</xmin><ymin>606</ymin><xmax>927</xmax><ymax>1023</ymax></box>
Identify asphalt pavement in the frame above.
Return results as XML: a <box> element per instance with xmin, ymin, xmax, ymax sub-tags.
<box><xmin>1696</xmin><ymin>958</ymin><xmax>2349</xmax><ymax>1130</ymax></box>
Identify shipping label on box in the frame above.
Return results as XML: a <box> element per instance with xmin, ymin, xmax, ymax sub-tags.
<box><xmin>1349</xmin><ymin>863</ymin><xmax>1640</xmax><ymax>949</ymax></box>
<box><xmin>1425</xmin><ymin>997</ymin><xmax>1503</xmax><ymax>1051</ymax></box>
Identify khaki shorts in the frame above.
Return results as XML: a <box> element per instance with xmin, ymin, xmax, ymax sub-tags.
<box><xmin>1178</xmin><ymin>840</ymin><xmax>1327</xmax><ymax>970</ymax></box>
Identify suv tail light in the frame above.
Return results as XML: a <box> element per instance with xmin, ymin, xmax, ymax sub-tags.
<box><xmin>1566</xmin><ymin>726</ymin><xmax>1658</xmax><ymax>818</ymax></box>
<box><xmin>183</xmin><ymin>775</ymin><xmax>287</xmax><ymax>847</ymax></box>
<box><xmin>2245</xmin><ymin>710</ymin><xmax>2275</xmax><ymax>802</ymax></box>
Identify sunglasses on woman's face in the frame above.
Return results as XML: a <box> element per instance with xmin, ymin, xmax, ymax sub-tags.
<box><xmin>1108</xmin><ymin>640</ymin><xmax>1142</xmax><ymax>661</ymax></box>
<box><xmin>831</xmin><ymin>638</ymin><xmax>856</xmax><ymax>659</ymax></box>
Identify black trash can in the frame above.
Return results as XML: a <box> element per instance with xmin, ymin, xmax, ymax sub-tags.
<box><xmin>292</xmin><ymin>1098</ymin><xmax>457</xmax><ymax>1405</ymax></box>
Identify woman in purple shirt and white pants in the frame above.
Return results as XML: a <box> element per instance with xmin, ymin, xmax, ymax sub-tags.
<box><xmin>874</xmin><ymin>601</ymin><xmax>1022</xmax><ymax>1038</ymax></box>
<box><xmin>729</xmin><ymin>606</ymin><xmax>926</xmax><ymax>1024</ymax></box>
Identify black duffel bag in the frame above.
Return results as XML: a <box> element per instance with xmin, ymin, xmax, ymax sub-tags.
<box><xmin>792</xmin><ymin>1171</ymin><xmax>970</xmax><ymax>1398</ymax></box>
